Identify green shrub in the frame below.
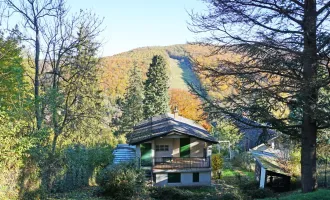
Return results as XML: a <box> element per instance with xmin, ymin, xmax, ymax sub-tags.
<box><xmin>97</xmin><ymin>162</ymin><xmax>146</xmax><ymax>200</ymax></box>
<box><xmin>223</xmin><ymin>161</ymin><xmax>233</xmax><ymax>169</ymax></box>
<box><xmin>289</xmin><ymin>149</ymin><xmax>301</xmax><ymax>176</ymax></box>
<box><xmin>16</xmin><ymin>143</ymin><xmax>114</xmax><ymax>199</ymax></box>
<box><xmin>149</xmin><ymin>187</ymin><xmax>200</xmax><ymax>200</ymax></box>
<box><xmin>212</xmin><ymin>154</ymin><xmax>224</xmax><ymax>179</ymax></box>
<box><xmin>239</xmin><ymin>181</ymin><xmax>275</xmax><ymax>199</ymax></box>
<box><xmin>41</xmin><ymin>144</ymin><xmax>113</xmax><ymax>193</ymax></box>
<box><xmin>220</xmin><ymin>191</ymin><xmax>244</xmax><ymax>200</ymax></box>
<box><xmin>244</xmin><ymin>188</ymin><xmax>274</xmax><ymax>199</ymax></box>
<box><xmin>231</xmin><ymin>152</ymin><xmax>254</xmax><ymax>171</ymax></box>
<box><xmin>212</xmin><ymin>154</ymin><xmax>224</xmax><ymax>171</ymax></box>
<box><xmin>239</xmin><ymin>180</ymin><xmax>259</xmax><ymax>191</ymax></box>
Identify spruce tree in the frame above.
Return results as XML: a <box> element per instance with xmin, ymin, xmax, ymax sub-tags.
<box><xmin>119</xmin><ymin>65</ymin><xmax>144</xmax><ymax>134</ymax></box>
<box><xmin>143</xmin><ymin>55</ymin><xmax>169</xmax><ymax>119</ymax></box>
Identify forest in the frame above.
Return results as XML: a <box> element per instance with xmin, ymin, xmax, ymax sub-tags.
<box><xmin>1</xmin><ymin>0</ymin><xmax>330</xmax><ymax>200</ymax></box>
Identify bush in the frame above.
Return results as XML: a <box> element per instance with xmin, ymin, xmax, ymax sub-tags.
<box><xmin>220</xmin><ymin>191</ymin><xmax>244</xmax><ymax>200</ymax></box>
<box><xmin>212</xmin><ymin>154</ymin><xmax>223</xmax><ymax>179</ymax></box>
<box><xmin>212</xmin><ymin>154</ymin><xmax>224</xmax><ymax>171</ymax></box>
<box><xmin>244</xmin><ymin>188</ymin><xmax>274</xmax><ymax>199</ymax></box>
<box><xmin>238</xmin><ymin>181</ymin><xmax>259</xmax><ymax>191</ymax></box>
<box><xmin>51</xmin><ymin>144</ymin><xmax>113</xmax><ymax>192</ymax></box>
<box><xmin>239</xmin><ymin>181</ymin><xmax>274</xmax><ymax>199</ymax></box>
<box><xmin>289</xmin><ymin>150</ymin><xmax>301</xmax><ymax>176</ymax></box>
<box><xmin>97</xmin><ymin>162</ymin><xmax>146</xmax><ymax>200</ymax></box>
<box><xmin>149</xmin><ymin>187</ymin><xmax>202</xmax><ymax>200</ymax></box>
<box><xmin>231</xmin><ymin>152</ymin><xmax>254</xmax><ymax>171</ymax></box>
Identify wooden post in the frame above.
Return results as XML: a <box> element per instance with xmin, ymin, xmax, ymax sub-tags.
<box><xmin>260</xmin><ymin>168</ymin><xmax>266</xmax><ymax>188</ymax></box>
<box><xmin>325</xmin><ymin>157</ymin><xmax>328</xmax><ymax>187</ymax></box>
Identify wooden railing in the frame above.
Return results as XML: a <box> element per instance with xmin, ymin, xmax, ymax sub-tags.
<box><xmin>153</xmin><ymin>157</ymin><xmax>210</xmax><ymax>169</ymax></box>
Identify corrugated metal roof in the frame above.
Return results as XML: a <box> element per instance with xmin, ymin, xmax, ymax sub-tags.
<box><xmin>232</xmin><ymin>116</ymin><xmax>278</xmax><ymax>149</ymax></box>
<box><xmin>113</xmin><ymin>144</ymin><xmax>136</xmax><ymax>164</ymax></box>
<box><xmin>127</xmin><ymin>113</ymin><xmax>218</xmax><ymax>145</ymax></box>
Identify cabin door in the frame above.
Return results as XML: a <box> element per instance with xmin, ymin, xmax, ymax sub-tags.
<box><xmin>180</xmin><ymin>138</ymin><xmax>190</xmax><ymax>158</ymax></box>
<box><xmin>140</xmin><ymin>143</ymin><xmax>152</xmax><ymax>166</ymax></box>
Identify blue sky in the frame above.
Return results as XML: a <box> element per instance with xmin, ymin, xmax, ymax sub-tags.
<box><xmin>68</xmin><ymin>0</ymin><xmax>207</xmax><ymax>56</ymax></box>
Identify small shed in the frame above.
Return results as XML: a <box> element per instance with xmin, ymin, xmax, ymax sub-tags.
<box><xmin>252</xmin><ymin>152</ymin><xmax>291</xmax><ymax>192</ymax></box>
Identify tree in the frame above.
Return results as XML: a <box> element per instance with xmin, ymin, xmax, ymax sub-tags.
<box><xmin>43</xmin><ymin>11</ymin><xmax>104</xmax><ymax>154</ymax></box>
<box><xmin>0</xmin><ymin>33</ymin><xmax>26</xmax><ymax>163</ymax></box>
<box><xmin>143</xmin><ymin>55</ymin><xmax>169</xmax><ymax>118</ymax></box>
<box><xmin>189</xmin><ymin>0</ymin><xmax>330</xmax><ymax>192</ymax></box>
<box><xmin>0</xmin><ymin>30</ymin><xmax>37</xmax><ymax>198</ymax></box>
<box><xmin>169</xmin><ymin>89</ymin><xmax>210</xmax><ymax>129</ymax></box>
<box><xmin>211</xmin><ymin>120</ymin><xmax>242</xmax><ymax>148</ymax></box>
<box><xmin>5</xmin><ymin>0</ymin><xmax>65</xmax><ymax>130</ymax></box>
<box><xmin>119</xmin><ymin>64</ymin><xmax>144</xmax><ymax>135</ymax></box>
<box><xmin>0</xmin><ymin>33</ymin><xmax>24</xmax><ymax>112</ymax></box>
<box><xmin>5</xmin><ymin>0</ymin><xmax>104</xmax><ymax>154</ymax></box>
<box><xmin>169</xmin><ymin>89</ymin><xmax>203</xmax><ymax>121</ymax></box>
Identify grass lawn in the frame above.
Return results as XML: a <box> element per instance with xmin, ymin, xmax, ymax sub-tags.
<box><xmin>221</xmin><ymin>168</ymin><xmax>254</xmax><ymax>179</ymax></box>
<box><xmin>222</xmin><ymin>169</ymin><xmax>237</xmax><ymax>177</ymax></box>
<box><xmin>263</xmin><ymin>189</ymin><xmax>330</xmax><ymax>200</ymax></box>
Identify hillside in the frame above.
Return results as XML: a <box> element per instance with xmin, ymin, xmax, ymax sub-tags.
<box><xmin>100</xmin><ymin>44</ymin><xmax>216</xmax><ymax>101</ymax></box>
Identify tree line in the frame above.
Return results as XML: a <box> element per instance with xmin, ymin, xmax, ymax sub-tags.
<box><xmin>0</xmin><ymin>0</ymin><xmax>118</xmax><ymax>198</ymax></box>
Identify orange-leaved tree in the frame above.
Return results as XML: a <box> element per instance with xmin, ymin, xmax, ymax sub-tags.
<box><xmin>169</xmin><ymin>89</ymin><xmax>210</xmax><ymax>130</ymax></box>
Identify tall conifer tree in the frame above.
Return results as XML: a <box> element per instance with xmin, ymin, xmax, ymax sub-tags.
<box><xmin>143</xmin><ymin>55</ymin><xmax>169</xmax><ymax>119</ymax></box>
<box><xmin>119</xmin><ymin>64</ymin><xmax>144</xmax><ymax>134</ymax></box>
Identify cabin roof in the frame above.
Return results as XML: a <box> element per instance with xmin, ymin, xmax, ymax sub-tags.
<box><xmin>127</xmin><ymin>113</ymin><xmax>218</xmax><ymax>145</ymax></box>
<box><xmin>227</xmin><ymin>116</ymin><xmax>279</xmax><ymax>149</ymax></box>
<box><xmin>252</xmin><ymin>152</ymin><xmax>291</xmax><ymax>177</ymax></box>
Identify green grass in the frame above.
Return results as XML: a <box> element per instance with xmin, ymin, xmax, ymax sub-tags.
<box><xmin>263</xmin><ymin>189</ymin><xmax>330</xmax><ymax>200</ymax></box>
<box><xmin>239</xmin><ymin>170</ymin><xmax>254</xmax><ymax>178</ymax></box>
<box><xmin>168</xmin><ymin>57</ymin><xmax>189</xmax><ymax>90</ymax></box>
<box><xmin>221</xmin><ymin>168</ymin><xmax>254</xmax><ymax>179</ymax></box>
<box><xmin>222</xmin><ymin>169</ymin><xmax>237</xmax><ymax>177</ymax></box>
<box><xmin>168</xmin><ymin>54</ymin><xmax>202</xmax><ymax>91</ymax></box>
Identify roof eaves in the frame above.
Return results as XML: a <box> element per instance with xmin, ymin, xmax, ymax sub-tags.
<box><xmin>128</xmin><ymin>129</ymin><xmax>218</xmax><ymax>145</ymax></box>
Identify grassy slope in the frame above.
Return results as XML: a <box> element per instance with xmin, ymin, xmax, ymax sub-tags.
<box><xmin>222</xmin><ymin>168</ymin><xmax>254</xmax><ymax>178</ymax></box>
<box><xmin>168</xmin><ymin>56</ymin><xmax>189</xmax><ymax>90</ymax></box>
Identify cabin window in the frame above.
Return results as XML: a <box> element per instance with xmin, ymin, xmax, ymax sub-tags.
<box><xmin>168</xmin><ymin>173</ymin><xmax>181</xmax><ymax>183</ymax></box>
<box><xmin>156</xmin><ymin>144</ymin><xmax>169</xmax><ymax>151</ymax></box>
<box><xmin>193</xmin><ymin>173</ymin><xmax>199</xmax><ymax>182</ymax></box>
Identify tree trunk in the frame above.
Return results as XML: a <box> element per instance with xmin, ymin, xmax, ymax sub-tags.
<box><xmin>301</xmin><ymin>115</ymin><xmax>317</xmax><ymax>192</ymax></box>
<box><xmin>51</xmin><ymin>133</ymin><xmax>59</xmax><ymax>155</ymax></box>
<box><xmin>34</xmin><ymin>18</ymin><xmax>42</xmax><ymax>130</ymax></box>
<box><xmin>301</xmin><ymin>0</ymin><xmax>318</xmax><ymax>193</ymax></box>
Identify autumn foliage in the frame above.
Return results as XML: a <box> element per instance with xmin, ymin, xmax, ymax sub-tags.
<box><xmin>169</xmin><ymin>89</ymin><xmax>210</xmax><ymax>130</ymax></box>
